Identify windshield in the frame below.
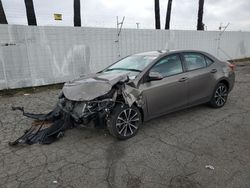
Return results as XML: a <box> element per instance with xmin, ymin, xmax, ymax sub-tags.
<box><xmin>104</xmin><ymin>55</ymin><xmax>157</xmax><ymax>77</ymax></box>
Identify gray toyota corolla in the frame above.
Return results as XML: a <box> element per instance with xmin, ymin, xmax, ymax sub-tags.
<box><xmin>10</xmin><ymin>50</ymin><xmax>235</xmax><ymax>145</ymax></box>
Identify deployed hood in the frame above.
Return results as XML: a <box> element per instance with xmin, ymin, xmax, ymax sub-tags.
<box><xmin>62</xmin><ymin>72</ymin><xmax>129</xmax><ymax>101</ymax></box>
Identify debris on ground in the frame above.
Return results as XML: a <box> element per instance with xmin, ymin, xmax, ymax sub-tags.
<box><xmin>205</xmin><ymin>165</ymin><xmax>215</xmax><ymax>170</ymax></box>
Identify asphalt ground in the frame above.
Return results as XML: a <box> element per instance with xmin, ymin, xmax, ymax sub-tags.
<box><xmin>0</xmin><ymin>61</ymin><xmax>250</xmax><ymax>188</ymax></box>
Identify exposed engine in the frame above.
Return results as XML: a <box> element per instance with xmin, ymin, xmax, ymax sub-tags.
<box><xmin>57</xmin><ymin>88</ymin><xmax>117</xmax><ymax>126</ymax></box>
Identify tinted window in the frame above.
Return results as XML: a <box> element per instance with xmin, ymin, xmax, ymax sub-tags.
<box><xmin>183</xmin><ymin>53</ymin><xmax>206</xmax><ymax>71</ymax></box>
<box><xmin>150</xmin><ymin>55</ymin><xmax>183</xmax><ymax>77</ymax></box>
<box><xmin>205</xmin><ymin>56</ymin><xmax>214</xmax><ymax>66</ymax></box>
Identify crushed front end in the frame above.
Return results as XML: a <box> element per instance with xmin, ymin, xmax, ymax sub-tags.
<box><xmin>9</xmin><ymin>72</ymin><xmax>141</xmax><ymax>146</ymax></box>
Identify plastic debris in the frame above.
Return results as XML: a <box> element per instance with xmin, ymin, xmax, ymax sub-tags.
<box><xmin>205</xmin><ymin>165</ymin><xmax>215</xmax><ymax>170</ymax></box>
<box><xmin>23</xmin><ymin>93</ymin><xmax>30</xmax><ymax>96</ymax></box>
<box><xmin>52</xmin><ymin>180</ymin><xmax>58</xmax><ymax>184</ymax></box>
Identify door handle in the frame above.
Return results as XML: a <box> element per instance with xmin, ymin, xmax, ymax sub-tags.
<box><xmin>178</xmin><ymin>77</ymin><xmax>188</xmax><ymax>82</ymax></box>
<box><xmin>210</xmin><ymin>69</ymin><xmax>217</xmax><ymax>73</ymax></box>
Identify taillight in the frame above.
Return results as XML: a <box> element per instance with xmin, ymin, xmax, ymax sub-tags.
<box><xmin>228</xmin><ymin>63</ymin><xmax>235</xmax><ymax>71</ymax></box>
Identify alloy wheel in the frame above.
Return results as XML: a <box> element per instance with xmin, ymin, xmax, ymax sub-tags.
<box><xmin>116</xmin><ymin>108</ymin><xmax>140</xmax><ymax>137</ymax></box>
<box><xmin>214</xmin><ymin>85</ymin><xmax>228</xmax><ymax>106</ymax></box>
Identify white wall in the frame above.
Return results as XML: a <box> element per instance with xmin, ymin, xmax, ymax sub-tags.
<box><xmin>0</xmin><ymin>25</ymin><xmax>249</xmax><ymax>90</ymax></box>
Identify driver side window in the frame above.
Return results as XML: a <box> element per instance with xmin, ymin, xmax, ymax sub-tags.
<box><xmin>150</xmin><ymin>54</ymin><xmax>183</xmax><ymax>77</ymax></box>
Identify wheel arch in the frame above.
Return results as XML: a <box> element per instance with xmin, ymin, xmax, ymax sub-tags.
<box><xmin>217</xmin><ymin>78</ymin><xmax>230</xmax><ymax>90</ymax></box>
<box><xmin>209</xmin><ymin>78</ymin><xmax>230</xmax><ymax>101</ymax></box>
<box><xmin>209</xmin><ymin>79</ymin><xmax>229</xmax><ymax>108</ymax></box>
<box><xmin>132</xmin><ymin>102</ymin><xmax>144</xmax><ymax>122</ymax></box>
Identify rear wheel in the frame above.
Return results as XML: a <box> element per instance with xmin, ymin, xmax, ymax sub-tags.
<box><xmin>107</xmin><ymin>104</ymin><xmax>142</xmax><ymax>140</ymax></box>
<box><xmin>209</xmin><ymin>82</ymin><xmax>228</xmax><ymax>108</ymax></box>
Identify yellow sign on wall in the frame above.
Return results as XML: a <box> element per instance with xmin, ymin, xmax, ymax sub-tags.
<box><xmin>54</xmin><ymin>14</ymin><xmax>62</xmax><ymax>21</ymax></box>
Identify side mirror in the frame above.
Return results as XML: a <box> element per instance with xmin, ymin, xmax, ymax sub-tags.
<box><xmin>147</xmin><ymin>71</ymin><xmax>163</xmax><ymax>82</ymax></box>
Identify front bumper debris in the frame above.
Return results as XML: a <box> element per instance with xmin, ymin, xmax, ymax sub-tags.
<box><xmin>9</xmin><ymin>106</ymin><xmax>74</xmax><ymax>146</ymax></box>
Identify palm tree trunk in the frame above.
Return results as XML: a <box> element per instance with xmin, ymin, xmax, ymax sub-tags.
<box><xmin>197</xmin><ymin>0</ymin><xmax>204</xmax><ymax>30</ymax></box>
<box><xmin>24</xmin><ymin>0</ymin><xmax>37</xmax><ymax>25</ymax></box>
<box><xmin>165</xmin><ymin>0</ymin><xmax>173</xmax><ymax>30</ymax></box>
<box><xmin>0</xmin><ymin>0</ymin><xmax>8</xmax><ymax>24</ymax></box>
<box><xmin>154</xmin><ymin>0</ymin><xmax>161</xmax><ymax>29</ymax></box>
<box><xmin>74</xmin><ymin>0</ymin><xmax>81</xmax><ymax>27</ymax></box>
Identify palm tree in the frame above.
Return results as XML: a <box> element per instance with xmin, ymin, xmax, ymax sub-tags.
<box><xmin>154</xmin><ymin>0</ymin><xmax>161</xmax><ymax>29</ymax></box>
<box><xmin>197</xmin><ymin>0</ymin><xmax>204</xmax><ymax>30</ymax></box>
<box><xmin>165</xmin><ymin>0</ymin><xmax>173</xmax><ymax>29</ymax></box>
<box><xmin>24</xmin><ymin>0</ymin><xmax>37</xmax><ymax>25</ymax></box>
<box><xmin>74</xmin><ymin>0</ymin><xmax>81</xmax><ymax>27</ymax></box>
<box><xmin>0</xmin><ymin>0</ymin><xmax>8</xmax><ymax>24</ymax></box>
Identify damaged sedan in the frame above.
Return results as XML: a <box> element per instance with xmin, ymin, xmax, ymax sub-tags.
<box><xmin>10</xmin><ymin>50</ymin><xmax>235</xmax><ymax>145</ymax></box>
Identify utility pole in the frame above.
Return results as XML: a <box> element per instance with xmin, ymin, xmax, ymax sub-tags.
<box><xmin>216</xmin><ymin>23</ymin><xmax>230</xmax><ymax>58</ymax></box>
<box><xmin>115</xmin><ymin>16</ymin><xmax>125</xmax><ymax>58</ymax></box>
<box><xmin>219</xmin><ymin>22</ymin><xmax>229</xmax><ymax>31</ymax></box>
<box><xmin>116</xmin><ymin>16</ymin><xmax>125</xmax><ymax>37</ymax></box>
<box><xmin>136</xmin><ymin>22</ymin><xmax>140</xmax><ymax>29</ymax></box>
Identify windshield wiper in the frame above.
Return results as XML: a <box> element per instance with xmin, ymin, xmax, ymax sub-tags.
<box><xmin>105</xmin><ymin>68</ymin><xmax>142</xmax><ymax>72</ymax></box>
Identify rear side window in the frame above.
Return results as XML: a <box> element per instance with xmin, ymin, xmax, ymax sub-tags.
<box><xmin>205</xmin><ymin>56</ymin><xmax>214</xmax><ymax>66</ymax></box>
<box><xmin>183</xmin><ymin>53</ymin><xmax>206</xmax><ymax>71</ymax></box>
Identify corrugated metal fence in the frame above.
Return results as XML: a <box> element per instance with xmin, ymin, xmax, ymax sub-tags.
<box><xmin>0</xmin><ymin>25</ymin><xmax>249</xmax><ymax>90</ymax></box>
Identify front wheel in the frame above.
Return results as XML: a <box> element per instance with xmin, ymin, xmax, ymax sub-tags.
<box><xmin>107</xmin><ymin>104</ymin><xmax>142</xmax><ymax>140</ymax></box>
<box><xmin>209</xmin><ymin>82</ymin><xmax>228</xmax><ymax>108</ymax></box>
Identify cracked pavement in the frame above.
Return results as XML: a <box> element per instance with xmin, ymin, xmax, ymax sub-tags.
<box><xmin>0</xmin><ymin>62</ymin><xmax>250</xmax><ymax>188</ymax></box>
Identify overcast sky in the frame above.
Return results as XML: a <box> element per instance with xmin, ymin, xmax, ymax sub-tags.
<box><xmin>2</xmin><ymin>0</ymin><xmax>250</xmax><ymax>31</ymax></box>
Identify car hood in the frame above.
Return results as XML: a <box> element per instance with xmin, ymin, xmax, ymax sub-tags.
<box><xmin>62</xmin><ymin>72</ymin><xmax>129</xmax><ymax>101</ymax></box>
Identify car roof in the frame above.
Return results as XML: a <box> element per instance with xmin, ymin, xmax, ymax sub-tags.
<box><xmin>135</xmin><ymin>50</ymin><xmax>169</xmax><ymax>56</ymax></box>
<box><xmin>134</xmin><ymin>49</ymin><xmax>213</xmax><ymax>57</ymax></box>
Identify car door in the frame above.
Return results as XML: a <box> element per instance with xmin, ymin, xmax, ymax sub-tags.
<box><xmin>139</xmin><ymin>54</ymin><xmax>188</xmax><ymax>118</ymax></box>
<box><xmin>182</xmin><ymin>52</ymin><xmax>215</xmax><ymax>106</ymax></box>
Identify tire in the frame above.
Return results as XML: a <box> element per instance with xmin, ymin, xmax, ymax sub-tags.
<box><xmin>209</xmin><ymin>82</ymin><xmax>228</xmax><ymax>108</ymax></box>
<box><xmin>107</xmin><ymin>104</ymin><xmax>142</xmax><ymax>140</ymax></box>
